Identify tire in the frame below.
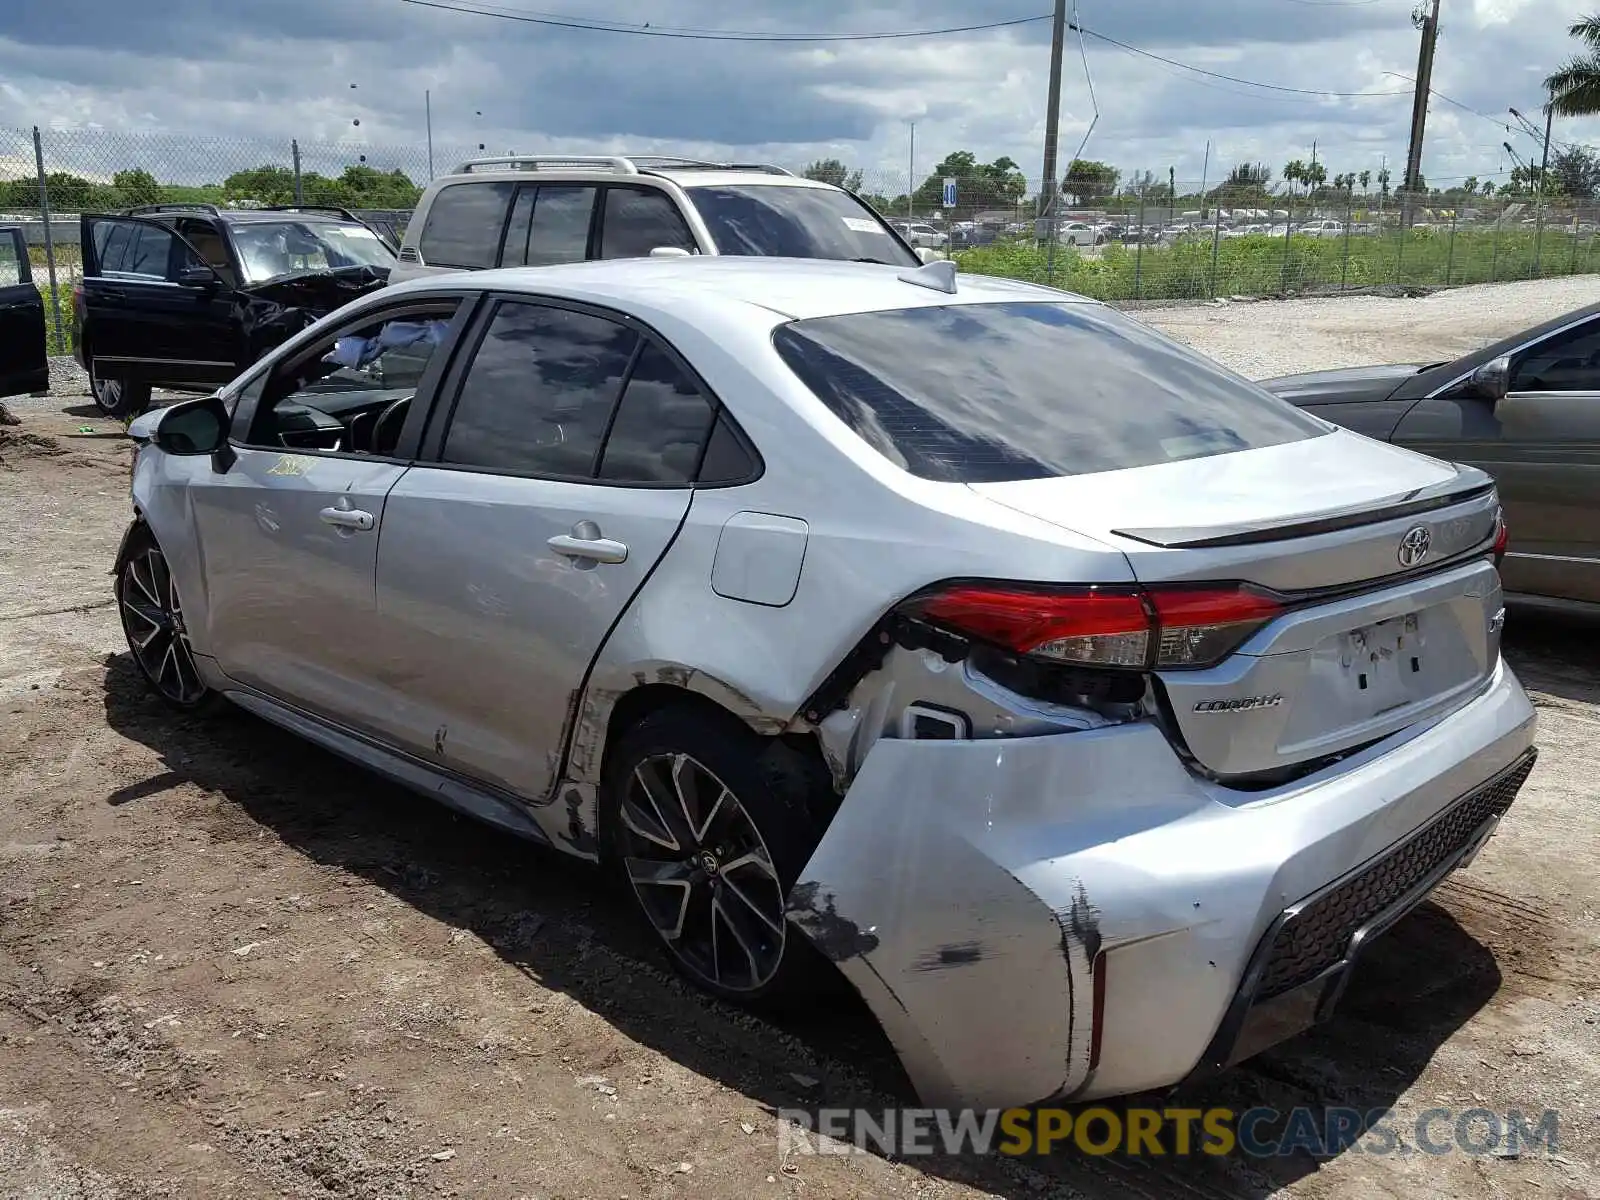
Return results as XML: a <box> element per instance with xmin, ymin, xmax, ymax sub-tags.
<box><xmin>89</xmin><ymin>358</ymin><xmax>152</xmax><ymax>420</ymax></box>
<box><xmin>601</xmin><ymin>704</ymin><xmax>831</xmax><ymax>1004</ymax></box>
<box><xmin>115</xmin><ymin>523</ymin><xmax>222</xmax><ymax>714</ymax></box>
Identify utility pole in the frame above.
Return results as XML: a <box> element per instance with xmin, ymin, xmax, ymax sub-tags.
<box><xmin>425</xmin><ymin>89</ymin><xmax>434</xmax><ymax>180</ymax></box>
<box><xmin>1539</xmin><ymin>95</ymin><xmax>1553</xmax><ymax>192</ymax></box>
<box><xmin>1402</xmin><ymin>0</ymin><xmax>1440</xmax><ymax>226</ymax></box>
<box><xmin>1038</xmin><ymin>0</ymin><xmax>1069</xmax><ymax>237</ymax></box>
<box><xmin>908</xmin><ymin>121</ymin><xmax>915</xmax><ymax>219</ymax></box>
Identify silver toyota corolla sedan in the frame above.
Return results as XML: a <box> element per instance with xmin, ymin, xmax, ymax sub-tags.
<box><xmin>117</xmin><ymin>255</ymin><xmax>1537</xmax><ymax>1108</ymax></box>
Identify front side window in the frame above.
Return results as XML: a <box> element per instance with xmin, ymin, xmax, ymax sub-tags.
<box><xmin>1510</xmin><ymin>318</ymin><xmax>1600</xmax><ymax>392</ymax></box>
<box><xmin>599</xmin><ymin>188</ymin><xmax>696</xmax><ymax>260</ymax></box>
<box><xmin>687</xmin><ymin>184</ymin><xmax>918</xmax><ymax>266</ymax></box>
<box><xmin>772</xmin><ymin>301</ymin><xmax>1328</xmax><ymax>483</ymax></box>
<box><xmin>419</xmin><ymin>182</ymin><xmax>516</xmax><ymax>269</ymax></box>
<box><xmin>245</xmin><ymin>302</ymin><xmax>461</xmax><ymax>455</ymax></box>
<box><xmin>123</xmin><ymin>224</ymin><xmax>175</xmax><ymax>278</ymax></box>
<box><xmin>441</xmin><ymin>302</ymin><xmax>638</xmax><ymax>476</ymax></box>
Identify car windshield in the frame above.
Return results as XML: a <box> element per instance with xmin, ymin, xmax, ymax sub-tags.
<box><xmin>230</xmin><ymin>220</ymin><xmax>396</xmax><ymax>284</ymax></box>
<box><xmin>686</xmin><ymin>184</ymin><xmax>918</xmax><ymax>266</ymax></box>
<box><xmin>772</xmin><ymin>301</ymin><xmax>1329</xmax><ymax>483</ymax></box>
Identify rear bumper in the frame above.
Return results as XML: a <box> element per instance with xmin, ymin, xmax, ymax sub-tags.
<box><xmin>1179</xmin><ymin>746</ymin><xmax>1536</xmax><ymax>1088</ymax></box>
<box><xmin>788</xmin><ymin>659</ymin><xmax>1537</xmax><ymax>1108</ymax></box>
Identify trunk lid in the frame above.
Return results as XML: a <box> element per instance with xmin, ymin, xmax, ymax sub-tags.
<box><xmin>970</xmin><ymin>432</ymin><xmax>1504</xmax><ymax>778</ymax></box>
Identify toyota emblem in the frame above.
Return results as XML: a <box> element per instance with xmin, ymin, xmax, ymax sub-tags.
<box><xmin>1397</xmin><ymin>524</ymin><xmax>1432</xmax><ymax>567</ymax></box>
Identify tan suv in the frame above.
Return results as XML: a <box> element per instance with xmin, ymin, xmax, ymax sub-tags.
<box><xmin>389</xmin><ymin>155</ymin><xmax>933</xmax><ymax>283</ymax></box>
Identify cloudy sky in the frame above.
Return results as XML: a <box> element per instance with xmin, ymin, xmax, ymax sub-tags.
<box><xmin>1</xmin><ymin>0</ymin><xmax>1597</xmax><ymax>193</ymax></box>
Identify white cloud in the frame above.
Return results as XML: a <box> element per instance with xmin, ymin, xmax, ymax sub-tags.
<box><xmin>0</xmin><ymin>0</ymin><xmax>1597</xmax><ymax>195</ymax></box>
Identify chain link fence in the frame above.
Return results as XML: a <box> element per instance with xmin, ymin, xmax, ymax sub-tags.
<box><xmin>5</xmin><ymin>125</ymin><xmax>1598</xmax><ymax>353</ymax></box>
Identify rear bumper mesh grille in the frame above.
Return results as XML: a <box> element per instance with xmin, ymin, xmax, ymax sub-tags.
<box><xmin>1255</xmin><ymin>750</ymin><xmax>1538</xmax><ymax>1000</ymax></box>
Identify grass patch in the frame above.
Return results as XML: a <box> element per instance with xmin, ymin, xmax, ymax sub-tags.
<box><xmin>955</xmin><ymin>227</ymin><xmax>1600</xmax><ymax>301</ymax></box>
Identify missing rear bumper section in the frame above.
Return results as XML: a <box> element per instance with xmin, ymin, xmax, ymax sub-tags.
<box><xmin>1184</xmin><ymin>746</ymin><xmax>1537</xmax><ymax>1083</ymax></box>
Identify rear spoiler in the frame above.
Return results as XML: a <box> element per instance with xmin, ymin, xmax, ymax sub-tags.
<box><xmin>1112</xmin><ymin>467</ymin><xmax>1496</xmax><ymax>549</ymax></box>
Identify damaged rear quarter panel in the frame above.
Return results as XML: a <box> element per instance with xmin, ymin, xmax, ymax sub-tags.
<box><xmin>787</xmin><ymin>721</ymin><xmax>1228</xmax><ymax>1109</ymax></box>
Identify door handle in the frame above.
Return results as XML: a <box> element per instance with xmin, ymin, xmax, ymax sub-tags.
<box><xmin>319</xmin><ymin>505</ymin><xmax>375</xmax><ymax>531</ymax></box>
<box><xmin>548</xmin><ymin>520</ymin><xmax>628</xmax><ymax>564</ymax></box>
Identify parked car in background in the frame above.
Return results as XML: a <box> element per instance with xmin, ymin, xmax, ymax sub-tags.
<box><xmin>1263</xmin><ymin>300</ymin><xmax>1600</xmax><ymax>613</ymax></box>
<box><xmin>0</xmin><ymin>224</ymin><xmax>48</xmax><ymax>401</ymax></box>
<box><xmin>390</xmin><ymin>155</ymin><xmax>931</xmax><ymax>285</ymax></box>
<box><xmin>1058</xmin><ymin>221</ymin><xmax>1106</xmax><ymax>247</ymax></box>
<box><xmin>74</xmin><ymin>203</ymin><xmax>399</xmax><ymax>418</ymax></box>
<box><xmin>1301</xmin><ymin>220</ymin><xmax>1347</xmax><ymax>239</ymax></box>
<box><xmin>120</xmin><ymin>254</ymin><xmax>1533</xmax><ymax>1107</ymax></box>
<box><xmin>892</xmin><ymin>220</ymin><xmax>949</xmax><ymax>250</ymax></box>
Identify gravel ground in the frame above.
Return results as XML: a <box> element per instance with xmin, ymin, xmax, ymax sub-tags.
<box><xmin>1</xmin><ymin>276</ymin><xmax>1598</xmax><ymax>1200</ymax></box>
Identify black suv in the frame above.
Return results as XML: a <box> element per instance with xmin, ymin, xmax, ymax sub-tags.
<box><xmin>74</xmin><ymin>204</ymin><xmax>398</xmax><ymax>417</ymax></box>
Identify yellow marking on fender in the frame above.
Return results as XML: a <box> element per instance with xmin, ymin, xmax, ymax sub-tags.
<box><xmin>266</xmin><ymin>454</ymin><xmax>315</xmax><ymax>477</ymax></box>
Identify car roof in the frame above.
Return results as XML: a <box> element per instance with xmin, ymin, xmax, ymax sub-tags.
<box><xmin>383</xmin><ymin>255</ymin><xmax>1091</xmax><ymax>322</ymax></box>
<box><xmin>427</xmin><ymin>168</ymin><xmax>837</xmax><ymax>191</ymax></box>
<box><xmin>220</xmin><ymin>211</ymin><xmax>362</xmax><ymax>226</ymax></box>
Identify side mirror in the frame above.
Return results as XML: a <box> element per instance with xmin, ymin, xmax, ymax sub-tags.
<box><xmin>1465</xmin><ymin>354</ymin><xmax>1510</xmax><ymax>402</ymax></box>
<box><xmin>177</xmin><ymin>265</ymin><xmax>220</xmax><ymax>288</ymax></box>
<box><xmin>153</xmin><ymin>394</ymin><xmax>229</xmax><ymax>456</ymax></box>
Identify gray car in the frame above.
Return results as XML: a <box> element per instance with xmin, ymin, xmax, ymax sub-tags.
<box><xmin>118</xmin><ymin>256</ymin><xmax>1535</xmax><ymax>1107</ymax></box>
<box><xmin>1262</xmin><ymin>301</ymin><xmax>1600</xmax><ymax>614</ymax></box>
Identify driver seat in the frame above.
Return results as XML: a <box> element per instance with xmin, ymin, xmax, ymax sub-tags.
<box><xmin>370</xmin><ymin>397</ymin><xmax>411</xmax><ymax>457</ymax></box>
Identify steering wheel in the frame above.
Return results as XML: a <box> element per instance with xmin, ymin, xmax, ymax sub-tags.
<box><xmin>371</xmin><ymin>395</ymin><xmax>413</xmax><ymax>457</ymax></box>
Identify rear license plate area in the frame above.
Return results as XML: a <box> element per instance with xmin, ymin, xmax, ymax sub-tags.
<box><xmin>1338</xmin><ymin>612</ymin><xmax>1422</xmax><ymax>715</ymax></box>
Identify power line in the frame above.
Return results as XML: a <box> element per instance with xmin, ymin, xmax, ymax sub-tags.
<box><xmin>398</xmin><ymin>0</ymin><xmax>1051</xmax><ymax>41</ymax></box>
<box><xmin>1068</xmin><ymin>22</ymin><xmax>1412</xmax><ymax>97</ymax></box>
<box><xmin>403</xmin><ymin>0</ymin><xmax>1419</xmax><ymax>102</ymax></box>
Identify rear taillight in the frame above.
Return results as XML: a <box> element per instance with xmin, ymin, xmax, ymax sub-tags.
<box><xmin>1492</xmin><ymin>509</ymin><xmax>1509</xmax><ymax>566</ymax></box>
<box><xmin>905</xmin><ymin>582</ymin><xmax>1284</xmax><ymax>670</ymax></box>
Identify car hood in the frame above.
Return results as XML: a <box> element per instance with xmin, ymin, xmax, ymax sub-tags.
<box><xmin>1259</xmin><ymin>362</ymin><xmax>1431</xmax><ymax>406</ymax></box>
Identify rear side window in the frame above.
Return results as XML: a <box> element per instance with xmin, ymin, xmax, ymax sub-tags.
<box><xmin>599</xmin><ymin>188</ymin><xmax>696</xmax><ymax>259</ymax></box>
<box><xmin>419</xmin><ymin>182</ymin><xmax>515</xmax><ymax>269</ymax></box>
<box><xmin>598</xmin><ymin>343</ymin><xmax>716</xmax><ymax>482</ymax></box>
<box><xmin>524</xmin><ymin>186</ymin><xmax>597</xmax><ymax>267</ymax></box>
<box><xmin>772</xmin><ymin>302</ymin><xmax>1328</xmax><ymax>483</ymax></box>
<box><xmin>441</xmin><ymin>301</ymin><xmax>638</xmax><ymax>476</ymax></box>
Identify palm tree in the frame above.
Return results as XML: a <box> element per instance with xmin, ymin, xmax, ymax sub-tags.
<box><xmin>1481</xmin><ymin>179</ymin><xmax>1496</xmax><ymax>196</ymax></box>
<box><xmin>1358</xmin><ymin>169</ymin><xmax>1372</xmax><ymax>194</ymax></box>
<box><xmin>1546</xmin><ymin>15</ymin><xmax>1600</xmax><ymax>116</ymax></box>
<box><xmin>1283</xmin><ymin>159</ymin><xmax>1306</xmax><ymax>196</ymax></box>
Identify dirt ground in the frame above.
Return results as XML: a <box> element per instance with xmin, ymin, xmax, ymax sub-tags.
<box><xmin>3</xmin><ymin>282</ymin><xmax>1599</xmax><ymax>1199</ymax></box>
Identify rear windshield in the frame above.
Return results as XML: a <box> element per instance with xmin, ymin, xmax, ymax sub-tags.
<box><xmin>772</xmin><ymin>301</ymin><xmax>1328</xmax><ymax>483</ymax></box>
<box><xmin>686</xmin><ymin>184</ymin><xmax>918</xmax><ymax>267</ymax></box>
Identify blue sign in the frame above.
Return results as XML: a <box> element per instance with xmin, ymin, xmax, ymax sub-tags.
<box><xmin>942</xmin><ymin>178</ymin><xmax>958</xmax><ymax>208</ymax></box>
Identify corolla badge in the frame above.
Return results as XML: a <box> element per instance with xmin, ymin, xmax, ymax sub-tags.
<box><xmin>1194</xmin><ymin>694</ymin><xmax>1284</xmax><ymax>713</ymax></box>
<box><xmin>1397</xmin><ymin>524</ymin><xmax>1433</xmax><ymax>567</ymax></box>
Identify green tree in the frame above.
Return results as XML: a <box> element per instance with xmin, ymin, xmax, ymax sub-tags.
<box><xmin>1061</xmin><ymin>159</ymin><xmax>1120</xmax><ymax>204</ymax></box>
<box><xmin>111</xmin><ymin>168</ymin><xmax>162</xmax><ymax>207</ymax></box>
<box><xmin>328</xmin><ymin>165</ymin><xmax>422</xmax><ymax>208</ymax></box>
<box><xmin>1283</xmin><ymin>159</ymin><xmax>1306</xmax><ymax>195</ymax></box>
<box><xmin>1377</xmin><ymin>166</ymin><xmax>1392</xmax><ymax>198</ymax></box>
<box><xmin>911</xmin><ymin>150</ymin><xmax>1026</xmax><ymax>213</ymax></box>
<box><xmin>1549</xmin><ymin>145</ymin><xmax>1600</xmax><ymax>199</ymax></box>
<box><xmin>802</xmin><ymin>158</ymin><xmax>864</xmax><ymax>192</ymax></box>
<box><xmin>1461</xmin><ymin>175</ymin><xmax>1479</xmax><ymax>197</ymax></box>
<box><xmin>1358</xmin><ymin>169</ymin><xmax>1372</xmax><ymax>193</ymax></box>
<box><xmin>1546</xmin><ymin>14</ymin><xmax>1600</xmax><ymax>116</ymax></box>
<box><xmin>223</xmin><ymin>165</ymin><xmax>298</xmax><ymax>205</ymax></box>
